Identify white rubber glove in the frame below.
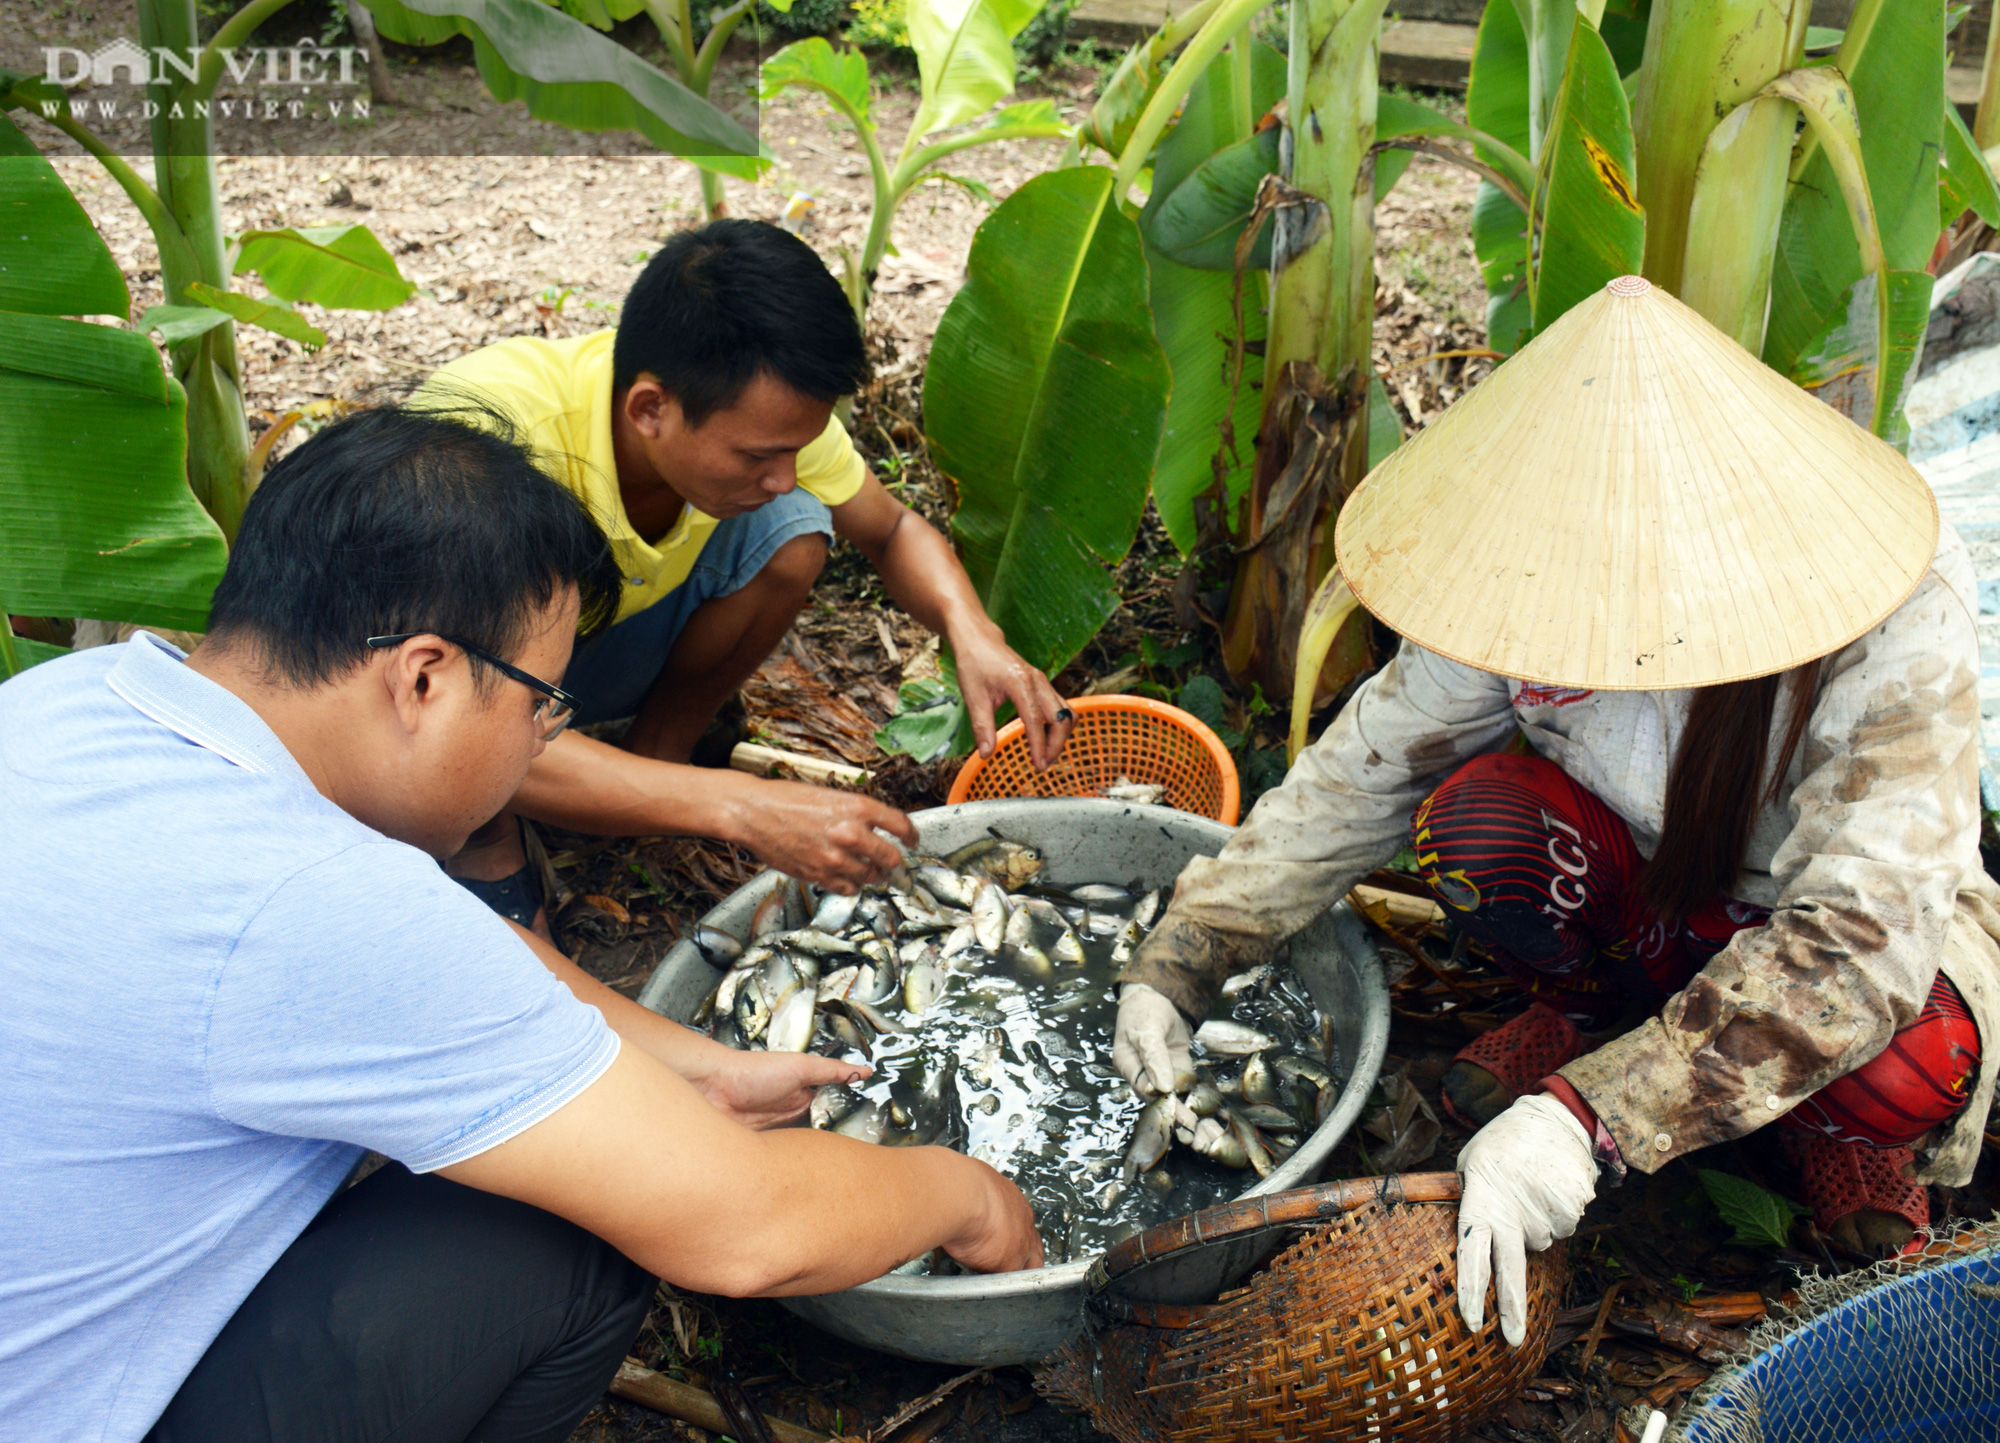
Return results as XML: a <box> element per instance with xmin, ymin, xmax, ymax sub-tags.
<box><xmin>1455</xmin><ymin>1092</ymin><xmax>1597</xmax><ymax>1347</ymax></box>
<box><xmin>1112</xmin><ymin>983</ymin><xmax>1194</xmax><ymax>1099</ymax></box>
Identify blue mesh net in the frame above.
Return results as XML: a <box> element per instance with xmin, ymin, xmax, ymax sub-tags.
<box><xmin>1675</xmin><ymin>1240</ymin><xmax>2000</xmax><ymax>1443</ymax></box>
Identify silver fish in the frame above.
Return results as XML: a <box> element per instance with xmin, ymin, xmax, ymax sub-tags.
<box><xmin>1122</xmin><ymin>1095</ymin><xmax>1174</xmax><ymax>1182</ymax></box>
<box><xmin>1194</xmin><ymin>1117</ymin><xmax>1248</xmax><ymax>1169</ymax></box>
<box><xmin>822</xmin><ymin>1008</ymin><xmax>872</xmax><ymax>1057</ymax></box>
<box><xmin>1104</xmin><ymin>780</ymin><xmax>1166</xmax><ymax>805</ymax></box>
<box><xmin>693</xmin><ymin>925</ymin><xmax>743</xmax><ymax>965</ymax></box>
<box><xmin>750</xmin><ymin>887</ymin><xmax>788</xmax><ymax>940</ymax></box>
<box><xmin>1132</xmin><ymin>888</ymin><xmax>1163</xmax><ymax>930</ymax></box>
<box><xmin>810</xmin><ymin>1083</ymin><xmax>862</xmax><ymax>1130</ymax></box>
<box><xmin>903</xmin><ymin>957</ymin><xmax>945</xmax><ymax>1014</ymax></box>
<box><xmin>970</xmin><ymin>883</ymin><xmax>1009</xmax><ymax>951</ymax></box>
<box><xmin>1220</xmin><ymin>964</ymin><xmax>1274</xmax><ymax>999</ymax></box>
<box><xmin>816</xmin><ymin>965</ymin><xmax>860</xmax><ymax>1002</ymax></box>
<box><xmin>1186</xmin><ymin>1081</ymin><xmax>1227</xmax><ymax>1117</ymax></box>
<box><xmin>941</xmin><ymin>923</ymin><xmax>977</xmax><ymax>958</ymax></box>
<box><xmin>1070</xmin><ymin>883</ymin><xmax>1134</xmax><ymax>905</ymax></box>
<box><xmin>850</xmin><ymin>961</ymin><xmax>900</xmax><ymax>1008</ymax></box>
<box><xmin>782</xmin><ymin>928</ymin><xmax>861</xmax><ymax>958</ymax></box>
<box><xmin>810</xmin><ymin>890</ymin><xmax>859</xmax><ymax>933</ymax></box>
<box><xmin>734</xmin><ymin>979</ymin><xmax>770</xmax><ymax>1043</ymax></box>
<box><xmin>1231</xmin><ymin>1111</ymin><xmax>1273</xmax><ymax>1178</ymax></box>
<box><xmin>713</xmin><ymin>963</ymin><xmax>753</xmax><ymax>1017</ymax></box>
<box><xmin>758</xmin><ymin>953</ymin><xmax>804</xmax><ymax>1011</ymax></box>
<box><xmin>1110</xmin><ymin>918</ymin><xmax>1143</xmax><ymax>965</ymax></box>
<box><xmin>1274</xmin><ymin>1055</ymin><xmax>1334</xmax><ymax>1090</ymax></box>
<box><xmin>1240</xmin><ymin>1051</ymin><xmax>1279</xmax><ymax>1106</ymax></box>
<box><xmin>1195</xmin><ymin>1020</ymin><xmax>1278</xmax><ymax>1057</ymax></box>
<box><xmin>833</xmin><ymin>1099</ymin><xmax>893</xmax><ymax>1144</ymax></box>
<box><xmin>766</xmin><ymin>987</ymin><xmax>816</xmax><ymax>1053</ymax></box>
<box><xmin>912</xmin><ymin>864</ymin><xmax>979</xmax><ymax>910</ymax></box>
<box><xmin>1230</xmin><ymin>1102</ymin><xmax>1300</xmax><ymax>1132</ymax></box>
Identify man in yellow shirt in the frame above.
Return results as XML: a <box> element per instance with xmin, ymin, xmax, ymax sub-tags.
<box><xmin>425</xmin><ymin>220</ymin><xmax>1071</xmax><ymax>921</ymax></box>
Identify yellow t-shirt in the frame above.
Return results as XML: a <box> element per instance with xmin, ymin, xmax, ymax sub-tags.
<box><xmin>424</xmin><ymin>330</ymin><xmax>868</xmax><ymax>625</ymax></box>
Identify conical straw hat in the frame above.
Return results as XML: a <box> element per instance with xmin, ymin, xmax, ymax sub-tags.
<box><xmin>1332</xmin><ymin>275</ymin><xmax>1939</xmax><ymax>691</ymax></box>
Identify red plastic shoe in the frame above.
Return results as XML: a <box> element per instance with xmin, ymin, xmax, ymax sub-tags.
<box><xmin>1789</xmin><ymin>1132</ymin><xmax>1930</xmax><ymax>1256</ymax></box>
<box><xmin>1441</xmin><ymin>1003</ymin><xmax>1590</xmax><ymax>1128</ymax></box>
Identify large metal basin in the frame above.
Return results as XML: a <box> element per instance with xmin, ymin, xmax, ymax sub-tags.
<box><xmin>636</xmin><ymin>798</ymin><xmax>1390</xmax><ymax>1365</ymax></box>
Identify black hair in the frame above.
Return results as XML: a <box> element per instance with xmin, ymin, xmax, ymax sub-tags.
<box><xmin>205</xmin><ymin>402</ymin><xmax>623</xmax><ymax>689</ymax></box>
<box><xmin>613</xmin><ymin>219</ymin><xmax>870</xmax><ymax>426</ymax></box>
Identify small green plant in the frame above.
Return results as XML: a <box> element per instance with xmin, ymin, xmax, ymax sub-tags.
<box><xmin>1699</xmin><ymin>1168</ymin><xmax>1812</xmax><ymax>1251</ymax></box>
<box><xmin>759</xmin><ymin>0</ymin><xmax>1070</xmax><ymax>324</ymax></box>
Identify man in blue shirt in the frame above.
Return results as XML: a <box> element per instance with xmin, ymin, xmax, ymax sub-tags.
<box><xmin>0</xmin><ymin>405</ymin><xmax>1040</xmax><ymax>1443</ymax></box>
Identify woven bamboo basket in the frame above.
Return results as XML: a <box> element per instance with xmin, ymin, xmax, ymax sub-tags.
<box><xmin>1037</xmin><ymin>1173</ymin><xmax>1567</xmax><ymax>1443</ymax></box>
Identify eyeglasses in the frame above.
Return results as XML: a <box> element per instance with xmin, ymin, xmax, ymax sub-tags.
<box><xmin>366</xmin><ymin>633</ymin><xmax>579</xmax><ymax>740</ymax></box>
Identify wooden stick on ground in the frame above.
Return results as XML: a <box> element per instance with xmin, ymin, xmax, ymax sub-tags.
<box><xmin>609</xmin><ymin>1360</ymin><xmax>829</xmax><ymax>1443</ymax></box>
<box><xmin>730</xmin><ymin>741</ymin><xmax>874</xmax><ymax>787</ymax></box>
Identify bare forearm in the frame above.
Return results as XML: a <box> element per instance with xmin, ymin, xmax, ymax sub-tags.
<box><xmin>863</xmin><ymin>511</ymin><xmax>996</xmax><ymax>646</ymax></box>
<box><xmin>509</xmin><ymin>919</ymin><xmax>723</xmax><ymax>1073</ymax></box>
<box><xmin>512</xmin><ymin>729</ymin><xmax>746</xmax><ymax>840</ymax></box>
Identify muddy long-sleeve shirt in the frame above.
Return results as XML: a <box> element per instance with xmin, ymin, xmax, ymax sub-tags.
<box><xmin>1122</xmin><ymin>523</ymin><xmax>2000</xmax><ymax>1185</ymax></box>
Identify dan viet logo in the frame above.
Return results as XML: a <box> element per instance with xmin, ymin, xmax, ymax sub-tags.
<box><xmin>39</xmin><ymin>38</ymin><xmax>372</xmax><ymax>123</ymax></box>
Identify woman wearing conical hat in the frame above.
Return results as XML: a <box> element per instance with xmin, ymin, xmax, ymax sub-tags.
<box><xmin>1112</xmin><ymin>276</ymin><xmax>2000</xmax><ymax>1346</ymax></box>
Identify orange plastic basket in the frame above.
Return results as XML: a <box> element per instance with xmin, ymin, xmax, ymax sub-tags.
<box><xmin>947</xmin><ymin>695</ymin><xmax>1240</xmax><ymax>825</ymax></box>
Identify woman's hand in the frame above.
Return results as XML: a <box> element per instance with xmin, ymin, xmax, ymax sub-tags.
<box><xmin>685</xmin><ymin>1047</ymin><xmax>872</xmax><ymax>1130</ymax></box>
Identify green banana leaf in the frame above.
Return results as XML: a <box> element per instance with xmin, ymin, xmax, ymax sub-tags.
<box><xmin>906</xmin><ymin>0</ymin><xmax>1045</xmax><ymax>142</ymax></box>
<box><xmin>1940</xmin><ymin>102</ymin><xmax>2000</xmax><ymax>229</ymax></box>
<box><xmin>1145</xmin><ymin>129</ymin><xmax>1280</xmax><ymax>270</ymax></box>
<box><xmin>1375</xmin><ymin>92</ymin><xmax>1537</xmax><ymax>203</ymax></box>
<box><xmin>1084</xmin><ymin>39</ymin><xmax>1168</xmax><ymax>155</ymax></box>
<box><xmin>1788</xmin><ymin>268</ymin><xmax>1932</xmax><ymax>446</ymax></box>
<box><xmin>762</xmin><ymin>38</ymin><xmax>873</xmax><ymax>118</ymax></box>
<box><xmin>1136</xmin><ymin>40</ymin><xmax>1285</xmax><ymax>272</ymax></box>
<box><xmin>904</xmin><ymin>99</ymin><xmax>1072</xmax><ymax>174</ymax></box>
<box><xmin>1529</xmin><ymin>12</ymin><xmax>1645</xmax><ymax>334</ymax></box>
<box><xmin>0</xmin><ymin>312</ymin><xmax>225</xmax><ymax>633</ymax></box>
<box><xmin>1145</xmin><ymin>235</ymin><xmax>1267</xmax><ymax>553</ymax></box>
<box><xmin>365</xmin><ymin>0</ymin><xmax>766</xmax><ymax>177</ymax></box>
<box><xmin>1466</xmin><ymin>0</ymin><xmax>1532</xmax><ymax>351</ymax></box>
<box><xmin>233</xmin><ymin>226</ymin><xmax>417</xmax><ymax>311</ymax></box>
<box><xmin>1764</xmin><ymin>0</ymin><xmax>1944</xmax><ymax>421</ymax></box>
<box><xmin>925</xmin><ymin>166</ymin><xmax>1170</xmax><ymax>674</ymax></box>
<box><xmin>1368</xmin><ymin>373</ymin><xmax>1403</xmax><ymax>468</ymax></box>
<box><xmin>186</xmin><ymin>282</ymin><xmax>328</xmax><ymax>350</ymax></box>
<box><xmin>138</xmin><ymin>304</ymin><xmax>235</xmax><ymax>346</ymax></box>
<box><xmin>0</xmin><ymin>119</ymin><xmax>127</xmax><ymax>318</ymax></box>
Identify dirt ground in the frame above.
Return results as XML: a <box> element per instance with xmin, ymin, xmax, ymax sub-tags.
<box><xmin>27</xmin><ymin>17</ymin><xmax>1919</xmax><ymax>1442</ymax></box>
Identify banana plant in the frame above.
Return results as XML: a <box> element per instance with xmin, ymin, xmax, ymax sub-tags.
<box><xmin>1467</xmin><ymin>0</ymin><xmax>1993</xmax><ymax>438</ymax></box>
<box><xmin>758</xmin><ymin>0</ymin><xmax>1067</xmax><ymax>322</ymax></box>
<box><xmin>1291</xmin><ymin>0</ymin><xmax>1998</xmax><ymax>748</ymax></box>
<box><xmin>518</xmin><ymin>0</ymin><xmax>783</xmax><ymax>218</ymax></box>
<box><xmin>0</xmin><ymin>115</ymin><xmax>226</xmax><ymax>679</ymax></box>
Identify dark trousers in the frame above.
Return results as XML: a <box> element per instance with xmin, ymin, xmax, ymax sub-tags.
<box><xmin>146</xmin><ymin>1163</ymin><xmax>655</xmax><ymax>1443</ymax></box>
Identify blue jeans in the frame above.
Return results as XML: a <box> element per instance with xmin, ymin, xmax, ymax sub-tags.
<box><xmin>563</xmin><ymin>488</ymin><xmax>833</xmax><ymax>726</ymax></box>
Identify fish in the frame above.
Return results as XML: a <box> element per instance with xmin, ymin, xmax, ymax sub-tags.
<box><xmin>782</xmin><ymin>928</ymin><xmax>861</xmax><ymax>958</ymax></box>
<box><xmin>947</xmin><ymin>836</ymin><xmax>1044</xmax><ymax>889</ymax></box>
<box><xmin>693</xmin><ymin>925</ymin><xmax>743</xmax><ymax>965</ymax></box>
<box><xmin>1194</xmin><ymin>1020</ymin><xmax>1278</xmax><ymax>1057</ymax></box>
<box><xmin>833</xmin><ymin>1099</ymin><xmax>894</xmax><ymax>1144</ymax></box>
<box><xmin>1186</xmin><ymin>1081</ymin><xmax>1226</xmax><ymax>1117</ymax></box>
<box><xmin>811</xmin><ymin>1083</ymin><xmax>863</xmax><ymax>1130</ymax></box>
<box><xmin>765</xmin><ymin>987</ymin><xmax>817</xmax><ymax>1053</ymax></box>
<box><xmin>1070</xmin><ymin>883</ymin><xmax>1135</xmax><ymax>906</ymax></box>
<box><xmin>850</xmin><ymin>962</ymin><xmax>900</xmax><ymax>1008</ymax></box>
<box><xmin>734</xmin><ymin>979</ymin><xmax>770</xmax><ymax>1043</ymax></box>
<box><xmin>817</xmin><ymin>965</ymin><xmax>860</xmax><ymax>1002</ymax></box>
<box><xmin>913</xmin><ymin>863</ymin><xmax>979</xmax><ymax>910</ymax></box>
<box><xmin>750</xmin><ymin>887</ymin><xmax>788</xmax><ymax>941</ymax></box>
<box><xmin>1240</xmin><ymin>1051</ymin><xmax>1279</xmax><ymax>1106</ymax></box>
<box><xmin>810</xmin><ymin>891</ymin><xmax>859</xmax><ymax>933</ymax></box>
<box><xmin>1110</xmin><ymin>917</ymin><xmax>1143</xmax><ymax>965</ymax></box>
<box><xmin>1230</xmin><ymin>1102</ymin><xmax>1300</xmax><ymax>1132</ymax></box>
<box><xmin>1220</xmin><ymin>964</ymin><xmax>1274</xmax><ymax>999</ymax></box>
<box><xmin>970</xmin><ymin>883</ymin><xmax>1009</xmax><ymax>951</ymax></box>
<box><xmin>1132</xmin><ymin>889</ymin><xmax>1163</xmax><ymax>930</ymax></box>
<box><xmin>1230</xmin><ymin>1111</ymin><xmax>1273</xmax><ymax>1178</ymax></box>
<box><xmin>714</xmin><ymin>964</ymin><xmax>752</xmax><ymax>1017</ymax></box>
<box><xmin>758</xmin><ymin>952</ymin><xmax>805</xmax><ymax>1011</ymax></box>
<box><xmin>1122</xmin><ymin>1095</ymin><xmax>1174</xmax><ymax>1182</ymax></box>
<box><xmin>1103</xmin><ymin>777</ymin><xmax>1166</xmax><ymax>805</ymax></box>
<box><xmin>822</xmin><ymin>1008</ymin><xmax>873</xmax><ymax>1057</ymax></box>
<box><xmin>941</xmin><ymin>923</ymin><xmax>977</xmax><ymax>959</ymax></box>
<box><xmin>903</xmin><ymin>957</ymin><xmax>946</xmax><ymax>1014</ymax></box>
<box><xmin>1274</xmin><ymin>1055</ymin><xmax>1333</xmax><ymax>1090</ymax></box>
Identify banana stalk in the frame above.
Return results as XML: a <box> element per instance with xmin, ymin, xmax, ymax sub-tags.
<box><xmin>1629</xmin><ymin>0</ymin><xmax>1809</xmax><ymax>293</ymax></box>
<box><xmin>1220</xmin><ymin>0</ymin><xmax>1384</xmax><ymax>701</ymax></box>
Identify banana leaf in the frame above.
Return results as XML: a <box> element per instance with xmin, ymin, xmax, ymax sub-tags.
<box><xmin>925</xmin><ymin>166</ymin><xmax>1170</xmax><ymax>674</ymax></box>
<box><xmin>186</xmin><ymin>282</ymin><xmax>328</xmax><ymax>350</ymax></box>
<box><xmin>365</xmin><ymin>0</ymin><xmax>765</xmax><ymax>176</ymax></box>
<box><xmin>1764</xmin><ymin>0</ymin><xmax>1944</xmax><ymax>430</ymax></box>
<box><xmin>138</xmin><ymin>304</ymin><xmax>235</xmax><ymax>345</ymax></box>
<box><xmin>906</xmin><ymin>0</ymin><xmax>1046</xmax><ymax>142</ymax></box>
<box><xmin>233</xmin><ymin>226</ymin><xmax>417</xmax><ymax>311</ymax></box>
<box><xmin>0</xmin><ymin>117</ymin><xmax>127</xmax><ymax>319</ymax></box>
<box><xmin>1145</xmin><ymin>236</ymin><xmax>1267</xmax><ymax>552</ymax></box>
<box><xmin>1529</xmin><ymin>12</ymin><xmax>1645</xmax><ymax>334</ymax></box>
<box><xmin>1466</xmin><ymin>0</ymin><xmax>1533</xmax><ymax>350</ymax></box>
<box><xmin>1940</xmin><ymin>102</ymin><xmax>2000</xmax><ymax>228</ymax></box>
<box><xmin>1137</xmin><ymin>42</ymin><xmax>1285</xmax><ymax>273</ymax></box>
<box><xmin>0</xmin><ymin>312</ymin><xmax>225</xmax><ymax>633</ymax></box>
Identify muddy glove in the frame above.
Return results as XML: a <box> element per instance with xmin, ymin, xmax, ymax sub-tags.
<box><xmin>1113</xmin><ymin>983</ymin><xmax>1194</xmax><ymax>1099</ymax></box>
<box><xmin>1455</xmin><ymin>1093</ymin><xmax>1596</xmax><ymax>1347</ymax></box>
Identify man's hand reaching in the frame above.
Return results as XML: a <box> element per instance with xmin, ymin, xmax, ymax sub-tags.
<box><xmin>725</xmin><ymin>777</ymin><xmax>919</xmax><ymax>894</ymax></box>
<box><xmin>686</xmin><ymin>1048</ymin><xmax>871</xmax><ymax>1130</ymax></box>
<box><xmin>952</xmin><ymin>622</ymin><xmax>1073</xmax><ymax>771</ymax></box>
